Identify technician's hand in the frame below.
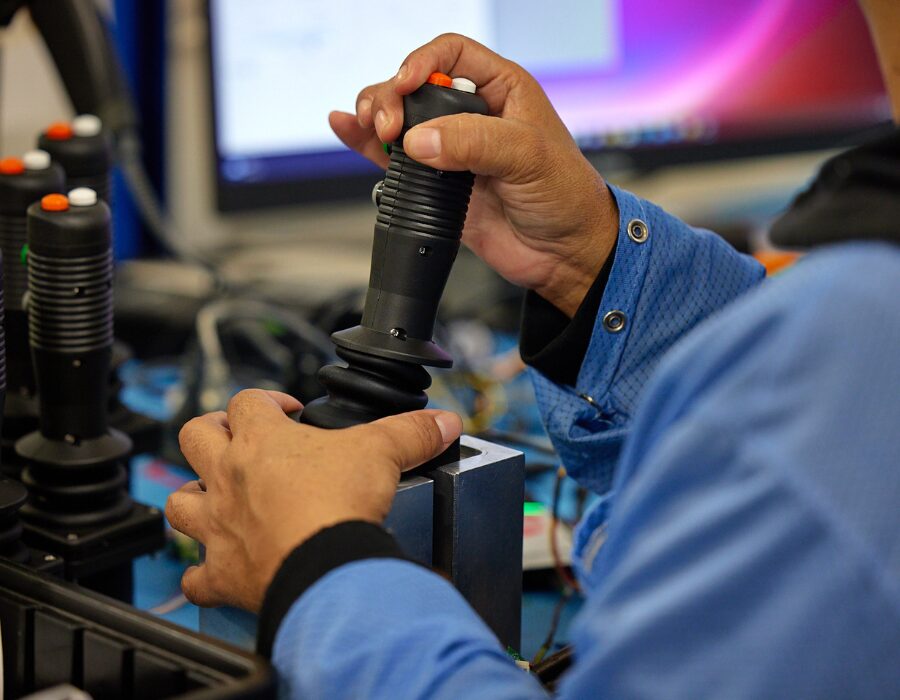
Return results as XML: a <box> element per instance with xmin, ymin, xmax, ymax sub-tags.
<box><xmin>330</xmin><ymin>33</ymin><xmax>619</xmax><ymax>317</ymax></box>
<box><xmin>165</xmin><ymin>389</ymin><xmax>462</xmax><ymax>612</ymax></box>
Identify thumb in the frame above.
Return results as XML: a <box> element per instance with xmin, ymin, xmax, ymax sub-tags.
<box><xmin>403</xmin><ymin>113</ymin><xmax>544</xmax><ymax>183</ymax></box>
<box><xmin>363</xmin><ymin>409</ymin><xmax>463</xmax><ymax>471</ymax></box>
<box><xmin>181</xmin><ymin>564</ymin><xmax>225</xmax><ymax>608</ymax></box>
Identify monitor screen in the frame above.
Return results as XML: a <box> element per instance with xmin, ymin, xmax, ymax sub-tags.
<box><xmin>207</xmin><ymin>0</ymin><xmax>889</xmax><ymax>211</ymax></box>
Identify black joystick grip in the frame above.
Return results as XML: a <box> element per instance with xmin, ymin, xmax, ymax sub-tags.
<box><xmin>16</xmin><ymin>190</ymin><xmax>133</xmax><ymax>530</ymax></box>
<box><xmin>0</xmin><ymin>153</ymin><xmax>66</xmax><ymax>398</ymax></box>
<box><xmin>0</xmin><ymin>252</ymin><xmax>31</xmax><ymax>564</ymax></box>
<box><xmin>302</xmin><ymin>75</ymin><xmax>488</xmax><ymax>429</ymax></box>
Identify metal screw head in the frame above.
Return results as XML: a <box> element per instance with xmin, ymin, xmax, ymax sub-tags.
<box><xmin>371</xmin><ymin>180</ymin><xmax>385</xmax><ymax>207</ymax></box>
<box><xmin>72</xmin><ymin>358</ymin><xmax>82</xmax><ymax>368</ymax></box>
<box><xmin>43</xmin><ymin>554</ymin><xmax>57</xmax><ymax>562</ymax></box>
<box><xmin>602</xmin><ymin>310</ymin><xmax>627</xmax><ymax>333</ymax></box>
<box><xmin>389</xmin><ymin>328</ymin><xmax>407</xmax><ymax>340</ymax></box>
<box><xmin>418</xmin><ymin>246</ymin><xmax>430</xmax><ymax>256</ymax></box>
<box><xmin>627</xmin><ymin>218</ymin><xmax>649</xmax><ymax>243</ymax></box>
<box><xmin>66</xmin><ymin>533</ymin><xmax>78</xmax><ymax>542</ymax></box>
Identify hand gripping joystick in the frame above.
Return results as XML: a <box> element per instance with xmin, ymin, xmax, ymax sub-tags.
<box><xmin>301</xmin><ymin>74</ymin><xmax>488</xmax><ymax>429</ymax></box>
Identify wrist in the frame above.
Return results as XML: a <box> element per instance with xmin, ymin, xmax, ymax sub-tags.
<box><xmin>536</xmin><ymin>181</ymin><xmax>619</xmax><ymax>317</ymax></box>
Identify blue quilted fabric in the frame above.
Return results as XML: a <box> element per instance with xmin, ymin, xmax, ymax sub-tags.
<box><xmin>530</xmin><ymin>185</ymin><xmax>765</xmax><ymax>495</ymax></box>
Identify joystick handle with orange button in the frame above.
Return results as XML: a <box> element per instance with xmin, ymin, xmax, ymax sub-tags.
<box><xmin>302</xmin><ymin>75</ymin><xmax>488</xmax><ymax>429</ymax></box>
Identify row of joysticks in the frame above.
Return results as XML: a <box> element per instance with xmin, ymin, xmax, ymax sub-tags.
<box><xmin>301</xmin><ymin>73</ymin><xmax>488</xmax><ymax>438</ymax></box>
<box><xmin>0</xmin><ymin>117</ymin><xmax>164</xmax><ymax>599</ymax></box>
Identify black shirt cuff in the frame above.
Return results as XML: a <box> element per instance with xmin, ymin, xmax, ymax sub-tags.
<box><xmin>256</xmin><ymin>520</ymin><xmax>406</xmax><ymax>658</ymax></box>
<box><xmin>520</xmin><ymin>249</ymin><xmax>616</xmax><ymax>386</ymax></box>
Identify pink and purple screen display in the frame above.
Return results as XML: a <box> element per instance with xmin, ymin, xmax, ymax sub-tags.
<box><xmin>532</xmin><ymin>0</ymin><xmax>887</xmax><ymax>149</ymax></box>
<box><xmin>211</xmin><ymin>0</ymin><xmax>889</xmax><ymax>186</ymax></box>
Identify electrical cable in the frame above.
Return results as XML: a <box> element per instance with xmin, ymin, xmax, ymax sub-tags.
<box><xmin>532</xmin><ymin>585</ymin><xmax>573</xmax><ymax>666</ymax></box>
<box><xmin>532</xmin><ymin>465</ymin><xmax>581</xmax><ymax>666</ymax></box>
<box><xmin>550</xmin><ymin>466</ymin><xmax>580</xmax><ymax>592</ymax></box>
<box><xmin>194</xmin><ymin>297</ymin><xmax>336</xmax><ymax>413</ymax></box>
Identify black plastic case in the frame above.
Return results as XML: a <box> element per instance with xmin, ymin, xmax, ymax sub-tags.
<box><xmin>0</xmin><ymin>560</ymin><xmax>276</xmax><ymax>699</ymax></box>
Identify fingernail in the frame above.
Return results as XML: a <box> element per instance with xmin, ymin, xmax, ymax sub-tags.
<box><xmin>375</xmin><ymin>109</ymin><xmax>392</xmax><ymax>134</ymax></box>
<box><xmin>395</xmin><ymin>63</ymin><xmax>409</xmax><ymax>82</ymax></box>
<box><xmin>434</xmin><ymin>412</ymin><xmax>460</xmax><ymax>444</ymax></box>
<box><xmin>357</xmin><ymin>97</ymin><xmax>373</xmax><ymax>126</ymax></box>
<box><xmin>406</xmin><ymin>127</ymin><xmax>441</xmax><ymax>159</ymax></box>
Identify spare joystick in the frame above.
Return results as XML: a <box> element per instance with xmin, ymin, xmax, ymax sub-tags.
<box><xmin>0</xmin><ymin>251</ymin><xmax>64</xmax><ymax>573</ymax></box>
<box><xmin>15</xmin><ymin>189</ymin><xmax>163</xmax><ymax>598</ymax></box>
<box><xmin>301</xmin><ymin>73</ymin><xmax>488</xmax><ymax>429</ymax></box>
<box><xmin>38</xmin><ymin>116</ymin><xmax>113</xmax><ymax>204</ymax></box>
<box><xmin>0</xmin><ymin>152</ymin><xmax>66</xmax><ymax>476</ymax></box>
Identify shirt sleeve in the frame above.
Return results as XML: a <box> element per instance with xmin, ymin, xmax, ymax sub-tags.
<box><xmin>560</xmin><ymin>243</ymin><xmax>900</xmax><ymax>698</ymax></box>
<box><xmin>529</xmin><ymin>185</ymin><xmax>765</xmax><ymax>495</ymax></box>
<box><xmin>270</xmin><ymin>559</ymin><xmax>547</xmax><ymax>700</ymax></box>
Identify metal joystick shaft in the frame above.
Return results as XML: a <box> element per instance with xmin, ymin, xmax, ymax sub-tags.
<box><xmin>16</xmin><ymin>189</ymin><xmax>133</xmax><ymax>531</ymax></box>
<box><xmin>301</xmin><ymin>74</ymin><xmax>489</xmax><ymax>429</ymax></box>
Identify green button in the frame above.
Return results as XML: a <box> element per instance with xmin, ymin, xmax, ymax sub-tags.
<box><xmin>19</xmin><ymin>244</ymin><xmax>28</xmax><ymax>265</ymax></box>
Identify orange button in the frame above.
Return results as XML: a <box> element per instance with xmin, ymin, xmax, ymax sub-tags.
<box><xmin>0</xmin><ymin>157</ymin><xmax>25</xmax><ymax>175</ymax></box>
<box><xmin>41</xmin><ymin>194</ymin><xmax>69</xmax><ymax>212</ymax></box>
<box><xmin>45</xmin><ymin>122</ymin><xmax>74</xmax><ymax>140</ymax></box>
<box><xmin>426</xmin><ymin>72</ymin><xmax>453</xmax><ymax>88</ymax></box>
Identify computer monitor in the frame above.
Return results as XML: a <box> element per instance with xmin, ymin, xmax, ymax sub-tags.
<box><xmin>207</xmin><ymin>0</ymin><xmax>889</xmax><ymax>212</ymax></box>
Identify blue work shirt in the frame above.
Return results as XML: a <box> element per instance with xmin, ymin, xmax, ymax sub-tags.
<box><xmin>271</xmin><ymin>186</ymin><xmax>900</xmax><ymax>698</ymax></box>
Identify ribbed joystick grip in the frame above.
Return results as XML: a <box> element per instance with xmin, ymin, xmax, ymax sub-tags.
<box><xmin>301</xmin><ymin>79</ymin><xmax>488</xmax><ymax>429</ymax></box>
<box><xmin>16</xmin><ymin>193</ymin><xmax>133</xmax><ymax>531</ymax></box>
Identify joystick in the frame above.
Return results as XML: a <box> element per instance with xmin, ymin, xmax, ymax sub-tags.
<box><xmin>15</xmin><ymin>189</ymin><xmax>163</xmax><ymax>599</ymax></box>
<box><xmin>0</xmin><ymin>250</ymin><xmax>28</xmax><ymax>564</ymax></box>
<box><xmin>0</xmin><ymin>151</ymin><xmax>66</xmax><ymax>477</ymax></box>
<box><xmin>38</xmin><ymin>115</ymin><xmax>113</xmax><ymax>204</ymax></box>
<box><xmin>301</xmin><ymin>73</ymin><xmax>488</xmax><ymax>429</ymax></box>
<box><xmin>0</xmin><ymin>252</ymin><xmax>63</xmax><ymax>572</ymax></box>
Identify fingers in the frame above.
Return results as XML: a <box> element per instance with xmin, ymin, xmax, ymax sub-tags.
<box><xmin>165</xmin><ymin>482</ymin><xmax>206</xmax><ymax>541</ymax></box>
<box><xmin>181</xmin><ymin>565</ymin><xmax>225</xmax><ymax>608</ymax></box>
<box><xmin>393</xmin><ymin>33</ymin><xmax>517</xmax><ymax>110</ymax></box>
<box><xmin>226</xmin><ymin>389</ymin><xmax>303</xmax><ymax>436</ymax></box>
<box><xmin>403</xmin><ymin>113</ymin><xmax>546</xmax><ymax>182</ymax></box>
<box><xmin>178</xmin><ymin>412</ymin><xmax>231</xmax><ymax>480</ymax></box>
<box><xmin>362</xmin><ymin>34</ymin><xmax>522</xmax><ymax>143</ymax></box>
<box><xmin>359</xmin><ymin>409</ymin><xmax>463</xmax><ymax>471</ymax></box>
<box><xmin>328</xmin><ymin>111</ymin><xmax>390</xmax><ymax>169</ymax></box>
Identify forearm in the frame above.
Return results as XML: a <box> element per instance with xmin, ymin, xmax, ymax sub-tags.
<box><xmin>262</xmin><ymin>524</ymin><xmax>546</xmax><ymax>700</ymax></box>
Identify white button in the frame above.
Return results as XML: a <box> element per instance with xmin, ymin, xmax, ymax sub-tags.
<box><xmin>450</xmin><ymin>77</ymin><xmax>477</xmax><ymax>94</ymax></box>
<box><xmin>23</xmin><ymin>149</ymin><xmax>51</xmax><ymax>171</ymax></box>
<box><xmin>72</xmin><ymin>114</ymin><xmax>103</xmax><ymax>137</ymax></box>
<box><xmin>68</xmin><ymin>187</ymin><xmax>98</xmax><ymax>206</ymax></box>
